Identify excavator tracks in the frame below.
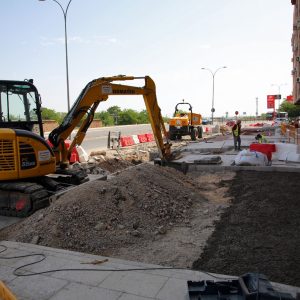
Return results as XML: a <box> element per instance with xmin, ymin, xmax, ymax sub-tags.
<box><xmin>0</xmin><ymin>170</ymin><xmax>89</xmax><ymax>217</ymax></box>
<box><xmin>0</xmin><ymin>181</ymin><xmax>50</xmax><ymax>217</ymax></box>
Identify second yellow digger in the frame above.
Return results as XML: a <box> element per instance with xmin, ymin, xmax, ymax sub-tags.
<box><xmin>168</xmin><ymin>100</ymin><xmax>203</xmax><ymax>141</ymax></box>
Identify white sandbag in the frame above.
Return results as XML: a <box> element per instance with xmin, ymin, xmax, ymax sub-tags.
<box><xmin>234</xmin><ymin>149</ymin><xmax>268</xmax><ymax>166</ymax></box>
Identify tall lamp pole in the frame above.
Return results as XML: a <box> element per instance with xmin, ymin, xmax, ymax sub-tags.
<box><xmin>39</xmin><ymin>0</ymin><xmax>72</xmax><ymax>112</ymax></box>
<box><xmin>255</xmin><ymin>97</ymin><xmax>258</xmax><ymax>118</ymax></box>
<box><xmin>201</xmin><ymin>66</ymin><xmax>227</xmax><ymax>125</ymax></box>
<box><xmin>271</xmin><ymin>83</ymin><xmax>287</xmax><ymax>109</ymax></box>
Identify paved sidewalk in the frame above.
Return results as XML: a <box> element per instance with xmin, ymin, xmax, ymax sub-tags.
<box><xmin>0</xmin><ymin>241</ymin><xmax>299</xmax><ymax>300</ymax></box>
<box><xmin>0</xmin><ymin>241</ymin><xmax>222</xmax><ymax>300</ymax></box>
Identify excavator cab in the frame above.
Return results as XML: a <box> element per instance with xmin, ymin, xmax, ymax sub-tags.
<box><xmin>0</xmin><ymin>80</ymin><xmax>44</xmax><ymax>137</ymax></box>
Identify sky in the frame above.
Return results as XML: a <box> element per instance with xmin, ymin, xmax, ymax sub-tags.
<box><xmin>0</xmin><ymin>0</ymin><xmax>294</xmax><ymax>118</ymax></box>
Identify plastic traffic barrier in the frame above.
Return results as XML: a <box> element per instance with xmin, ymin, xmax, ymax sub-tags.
<box><xmin>47</xmin><ymin>139</ymin><xmax>80</xmax><ymax>163</ymax></box>
<box><xmin>145</xmin><ymin>133</ymin><xmax>154</xmax><ymax>142</ymax></box>
<box><xmin>249</xmin><ymin>143</ymin><xmax>276</xmax><ymax>161</ymax></box>
<box><xmin>137</xmin><ymin>134</ymin><xmax>148</xmax><ymax>143</ymax></box>
<box><xmin>120</xmin><ymin>136</ymin><xmax>135</xmax><ymax>147</ymax></box>
<box><xmin>132</xmin><ymin>135</ymin><xmax>140</xmax><ymax>144</ymax></box>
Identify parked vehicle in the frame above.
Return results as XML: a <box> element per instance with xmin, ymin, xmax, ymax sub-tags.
<box><xmin>273</xmin><ymin>117</ymin><xmax>288</xmax><ymax>126</ymax></box>
<box><xmin>168</xmin><ymin>100</ymin><xmax>203</xmax><ymax>141</ymax></box>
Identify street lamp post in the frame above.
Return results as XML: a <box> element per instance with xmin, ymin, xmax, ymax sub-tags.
<box><xmin>271</xmin><ymin>83</ymin><xmax>287</xmax><ymax>109</ymax></box>
<box><xmin>201</xmin><ymin>66</ymin><xmax>227</xmax><ymax>125</ymax></box>
<box><xmin>39</xmin><ymin>0</ymin><xmax>72</xmax><ymax>112</ymax></box>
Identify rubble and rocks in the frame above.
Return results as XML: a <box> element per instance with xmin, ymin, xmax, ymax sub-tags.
<box><xmin>0</xmin><ymin>164</ymin><xmax>214</xmax><ymax>259</ymax></box>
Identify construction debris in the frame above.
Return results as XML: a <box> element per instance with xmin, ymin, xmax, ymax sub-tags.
<box><xmin>0</xmin><ymin>165</ymin><xmax>203</xmax><ymax>251</ymax></box>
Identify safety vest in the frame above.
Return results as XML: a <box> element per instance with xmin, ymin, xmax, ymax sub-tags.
<box><xmin>233</xmin><ymin>126</ymin><xmax>239</xmax><ymax>137</ymax></box>
<box><xmin>258</xmin><ymin>135</ymin><xmax>267</xmax><ymax>144</ymax></box>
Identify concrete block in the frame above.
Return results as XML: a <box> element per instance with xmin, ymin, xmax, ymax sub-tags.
<box><xmin>48</xmin><ymin>282</ymin><xmax>121</xmax><ymax>300</ymax></box>
<box><xmin>100</xmin><ymin>271</ymin><xmax>168</xmax><ymax>298</ymax></box>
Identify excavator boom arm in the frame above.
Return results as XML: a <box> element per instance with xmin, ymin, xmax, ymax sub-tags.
<box><xmin>48</xmin><ymin>76</ymin><xmax>171</xmax><ymax>164</ymax></box>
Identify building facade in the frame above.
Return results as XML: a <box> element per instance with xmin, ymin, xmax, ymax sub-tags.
<box><xmin>291</xmin><ymin>0</ymin><xmax>300</xmax><ymax>104</ymax></box>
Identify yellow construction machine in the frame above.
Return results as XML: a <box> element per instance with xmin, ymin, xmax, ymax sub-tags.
<box><xmin>168</xmin><ymin>100</ymin><xmax>203</xmax><ymax>141</ymax></box>
<box><xmin>0</xmin><ymin>76</ymin><xmax>171</xmax><ymax>216</ymax></box>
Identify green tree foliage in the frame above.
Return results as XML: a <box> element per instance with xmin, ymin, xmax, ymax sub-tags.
<box><xmin>94</xmin><ymin>111</ymin><xmax>114</xmax><ymax>126</ymax></box>
<box><xmin>41</xmin><ymin>107</ymin><xmax>64</xmax><ymax>123</ymax></box>
<box><xmin>41</xmin><ymin>106</ymin><xmax>160</xmax><ymax>127</ymax></box>
<box><xmin>279</xmin><ymin>101</ymin><xmax>300</xmax><ymax>118</ymax></box>
<box><xmin>118</xmin><ymin>109</ymin><xmax>139</xmax><ymax>125</ymax></box>
<box><xmin>137</xmin><ymin>109</ymin><xmax>149</xmax><ymax>124</ymax></box>
<box><xmin>107</xmin><ymin>106</ymin><xmax>122</xmax><ymax>117</ymax></box>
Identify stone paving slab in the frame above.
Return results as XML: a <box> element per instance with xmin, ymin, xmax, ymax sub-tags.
<box><xmin>0</xmin><ymin>241</ymin><xmax>299</xmax><ymax>300</ymax></box>
<box><xmin>49</xmin><ymin>282</ymin><xmax>122</xmax><ymax>300</ymax></box>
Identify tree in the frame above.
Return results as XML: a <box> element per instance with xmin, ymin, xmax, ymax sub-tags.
<box><xmin>106</xmin><ymin>106</ymin><xmax>122</xmax><ymax>124</ymax></box>
<box><xmin>95</xmin><ymin>111</ymin><xmax>114</xmax><ymax>126</ymax></box>
<box><xmin>41</xmin><ymin>107</ymin><xmax>62</xmax><ymax>123</ymax></box>
<box><xmin>107</xmin><ymin>106</ymin><xmax>121</xmax><ymax>116</ymax></box>
<box><xmin>118</xmin><ymin>109</ymin><xmax>139</xmax><ymax>125</ymax></box>
<box><xmin>137</xmin><ymin>110</ymin><xmax>149</xmax><ymax>124</ymax></box>
<box><xmin>279</xmin><ymin>101</ymin><xmax>300</xmax><ymax>118</ymax></box>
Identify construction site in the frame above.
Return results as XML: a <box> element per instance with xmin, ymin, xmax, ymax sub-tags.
<box><xmin>0</xmin><ymin>116</ymin><xmax>300</xmax><ymax>299</ymax></box>
<box><xmin>1</xmin><ymin>1</ymin><xmax>300</xmax><ymax>300</ymax></box>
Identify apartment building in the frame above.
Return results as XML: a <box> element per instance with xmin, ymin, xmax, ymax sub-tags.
<box><xmin>291</xmin><ymin>0</ymin><xmax>300</xmax><ymax>104</ymax></box>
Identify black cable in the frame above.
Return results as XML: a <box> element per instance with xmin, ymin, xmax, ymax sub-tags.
<box><xmin>0</xmin><ymin>244</ymin><xmax>235</xmax><ymax>280</ymax></box>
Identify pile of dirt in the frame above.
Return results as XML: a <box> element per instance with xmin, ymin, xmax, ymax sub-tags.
<box><xmin>92</xmin><ymin>157</ymin><xmax>135</xmax><ymax>173</ymax></box>
<box><xmin>0</xmin><ymin>164</ymin><xmax>212</xmax><ymax>258</ymax></box>
<box><xmin>192</xmin><ymin>170</ymin><xmax>300</xmax><ymax>287</ymax></box>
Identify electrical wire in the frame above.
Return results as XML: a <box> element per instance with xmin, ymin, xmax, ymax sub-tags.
<box><xmin>0</xmin><ymin>244</ymin><xmax>235</xmax><ymax>280</ymax></box>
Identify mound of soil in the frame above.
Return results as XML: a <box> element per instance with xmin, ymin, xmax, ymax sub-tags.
<box><xmin>96</xmin><ymin>157</ymin><xmax>134</xmax><ymax>173</ymax></box>
<box><xmin>0</xmin><ymin>164</ymin><xmax>208</xmax><ymax>257</ymax></box>
<box><xmin>192</xmin><ymin>171</ymin><xmax>300</xmax><ymax>287</ymax></box>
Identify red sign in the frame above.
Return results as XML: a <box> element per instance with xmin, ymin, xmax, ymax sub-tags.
<box><xmin>267</xmin><ymin>95</ymin><xmax>275</xmax><ymax>109</ymax></box>
<box><xmin>286</xmin><ymin>95</ymin><xmax>293</xmax><ymax>103</ymax></box>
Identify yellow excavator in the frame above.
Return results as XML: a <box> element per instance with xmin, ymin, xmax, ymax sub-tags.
<box><xmin>0</xmin><ymin>75</ymin><xmax>171</xmax><ymax>216</ymax></box>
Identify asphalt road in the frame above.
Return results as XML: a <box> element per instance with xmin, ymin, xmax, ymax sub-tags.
<box><xmin>80</xmin><ymin>123</ymin><xmax>153</xmax><ymax>153</ymax></box>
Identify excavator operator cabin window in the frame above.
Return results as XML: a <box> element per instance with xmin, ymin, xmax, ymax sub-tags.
<box><xmin>0</xmin><ymin>83</ymin><xmax>41</xmax><ymax>135</ymax></box>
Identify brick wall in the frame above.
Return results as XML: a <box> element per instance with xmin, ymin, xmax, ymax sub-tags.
<box><xmin>43</xmin><ymin>120</ymin><xmax>59</xmax><ymax>133</ymax></box>
<box><xmin>42</xmin><ymin>119</ymin><xmax>103</xmax><ymax>133</ymax></box>
<box><xmin>90</xmin><ymin>119</ymin><xmax>103</xmax><ymax>128</ymax></box>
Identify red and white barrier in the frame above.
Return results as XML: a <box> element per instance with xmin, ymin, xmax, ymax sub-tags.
<box><xmin>120</xmin><ymin>133</ymin><xmax>154</xmax><ymax>147</ymax></box>
<box><xmin>120</xmin><ymin>136</ymin><xmax>135</xmax><ymax>147</ymax></box>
